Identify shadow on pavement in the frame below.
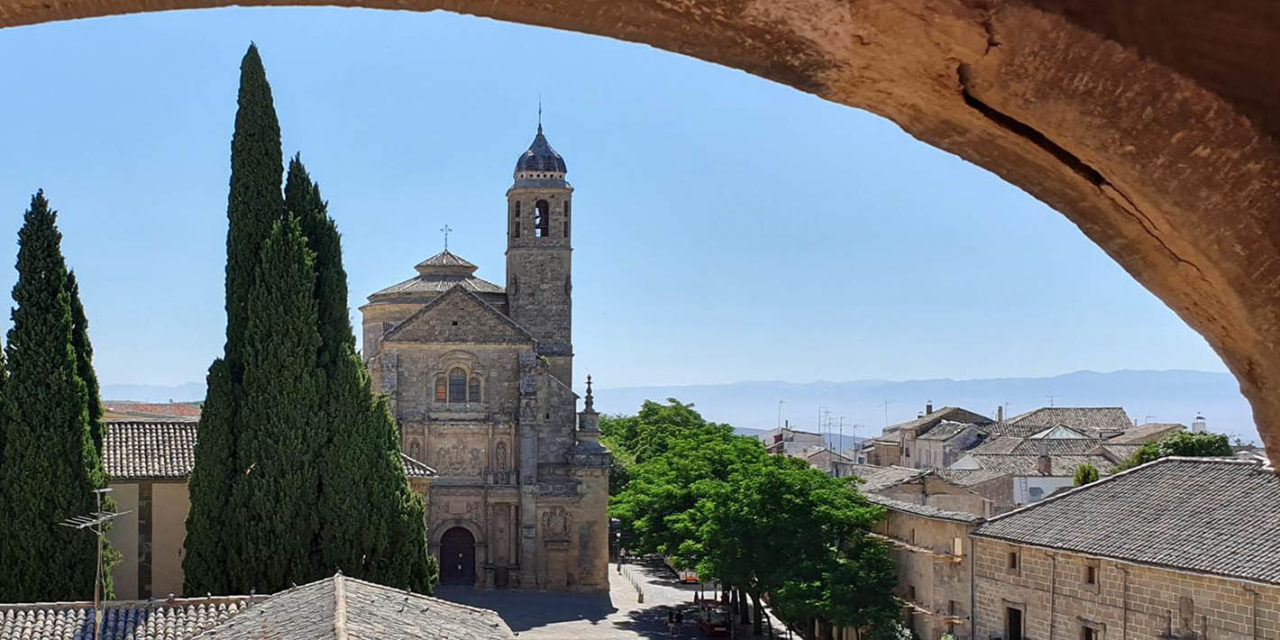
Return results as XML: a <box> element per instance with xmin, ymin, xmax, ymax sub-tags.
<box><xmin>434</xmin><ymin>585</ymin><xmax>618</xmax><ymax>633</ymax></box>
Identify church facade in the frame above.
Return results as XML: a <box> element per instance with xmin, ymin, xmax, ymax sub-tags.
<box><xmin>360</xmin><ymin>125</ymin><xmax>612</xmax><ymax>591</ymax></box>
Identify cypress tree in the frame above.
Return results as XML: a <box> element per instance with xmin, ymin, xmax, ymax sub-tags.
<box><xmin>67</xmin><ymin>271</ymin><xmax>104</xmax><ymax>455</ymax></box>
<box><xmin>184</xmin><ymin>43</ymin><xmax>286</xmax><ymax>594</ymax></box>
<box><xmin>0</xmin><ymin>191</ymin><xmax>110</xmax><ymax>602</ymax></box>
<box><xmin>224</xmin><ymin>42</ymin><xmax>285</xmax><ymax>377</ymax></box>
<box><xmin>226</xmin><ymin>215</ymin><xmax>325</xmax><ymax>594</ymax></box>
<box><xmin>287</xmin><ymin>157</ymin><xmax>437</xmax><ymax>592</ymax></box>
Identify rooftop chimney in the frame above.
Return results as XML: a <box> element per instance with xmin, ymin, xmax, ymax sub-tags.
<box><xmin>1037</xmin><ymin>453</ymin><xmax>1052</xmax><ymax>475</ymax></box>
<box><xmin>1192</xmin><ymin>414</ymin><xmax>1207</xmax><ymax>433</ymax></box>
<box><xmin>925</xmin><ymin>401</ymin><xmax>934</xmax><ymax>414</ymax></box>
<box><xmin>997</xmin><ymin>405</ymin><xmax>1004</xmax><ymax>422</ymax></box>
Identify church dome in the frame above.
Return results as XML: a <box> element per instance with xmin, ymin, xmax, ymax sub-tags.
<box><xmin>514</xmin><ymin>125</ymin><xmax>567</xmax><ymax>175</ymax></box>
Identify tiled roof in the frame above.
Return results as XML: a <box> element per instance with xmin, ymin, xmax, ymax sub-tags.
<box><xmin>1006</xmin><ymin>407</ymin><xmax>1132</xmax><ymax>432</ymax></box>
<box><xmin>415</xmin><ymin>249</ymin><xmax>476</xmax><ymax>271</ymax></box>
<box><xmin>1108</xmin><ymin>422</ymin><xmax>1184</xmax><ymax>444</ymax></box>
<box><xmin>103</xmin><ymin>422</ymin><xmax>197</xmax><ymax>481</ymax></box>
<box><xmin>191</xmin><ymin>574</ymin><xmax>514</xmax><ymax>639</ymax></box>
<box><xmin>103</xmin><ymin>402</ymin><xmax>201</xmax><ymax>423</ymax></box>
<box><xmin>850</xmin><ymin>465</ymin><xmax>928</xmax><ymax>492</ymax></box>
<box><xmin>0</xmin><ymin>596</ymin><xmax>252</xmax><ymax>640</ymax></box>
<box><xmin>401</xmin><ymin>453</ymin><xmax>437</xmax><ymax>478</ymax></box>
<box><xmin>866</xmin><ymin>493</ymin><xmax>984</xmax><ymax>524</ymax></box>
<box><xmin>967</xmin><ymin>436</ymin><xmax>1102</xmax><ymax>456</ymax></box>
<box><xmin>1028</xmin><ymin>425</ymin><xmax>1090</xmax><ymax>439</ymax></box>
<box><xmin>368</xmin><ymin>273</ymin><xmax>505</xmax><ymax>301</ymax></box>
<box><xmin>974</xmin><ymin>457</ymin><xmax>1280</xmax><ymax>585</ymax></box>
<box><xmin>933</xmin><ymin>468</ymin><xmax>1008</xmax><ymax>487</ymax></box>
<box><xmin>884</xmin><ymin>407</ymin><xmax>992</xmax><ymax>436</ymax></box>
<box><xmin>980</xmin><ymin>423</ymin><xmax>1048</xmax><ymax>439</ymax></box>
<box><xmin>916</xmin><ymin>421</ymin><xmax>978</xmax><ymax>441</ymax></box>
<box><xmin>957</xmin><ymin>454</ymin><xmax>1116</xmax><ymax>476</ymax></box>
<box><xmin>1090</xmin><ymin>443</ymin><xmax>1143</xmax><ymax>462</ymax></box>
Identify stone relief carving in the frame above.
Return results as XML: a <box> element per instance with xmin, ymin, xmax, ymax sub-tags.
<box><xmin>438</xmin><ymin>441</ymin><xmax>485</xmax><ymax>475</ymax></box>
<box><xmin>542</xmin><ymin>507</ymin><xmax>569</xmax><ymax>539</ymax></box>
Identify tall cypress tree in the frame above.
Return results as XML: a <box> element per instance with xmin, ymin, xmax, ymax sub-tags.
<box><xmin>184</xmin><ymin>43</ymin><xmax>286</xmax><ymax>594</ymax></box>
<box><xmin>67</xmin><ymin>271</ymin><xmax>103</xmax><ymax>456</ymax></box>
<box><xmin>226</xmin><ymin>215</ymin><xmax>325</xmax><ymax>594</ymax></box>
<box><xmin>0</xmin><ymin>191</ymin><xmax>110</xmax><ymax>602</ymax></box>
<box><xmin>287</xmin><ymin>157</ymin><xmax>436</xmax><ymax>592</ymax></box>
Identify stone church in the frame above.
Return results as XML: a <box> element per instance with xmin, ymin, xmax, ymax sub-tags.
<box><xmin>360</xmin><ymin>125</ymin><xmax>612</xmax><ymax>591</ymax></box>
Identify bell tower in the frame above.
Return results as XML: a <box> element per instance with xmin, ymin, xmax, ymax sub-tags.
<box><xmin>506</xmin><ymin>123</ymin><xmax>573</xmax><ymax>385</ymax></box>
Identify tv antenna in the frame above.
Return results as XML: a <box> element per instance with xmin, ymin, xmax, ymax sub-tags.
<box><xmin>59</xmin><ymin>487</ymin><xmax>131</xmax><ymax>640</ymax></box>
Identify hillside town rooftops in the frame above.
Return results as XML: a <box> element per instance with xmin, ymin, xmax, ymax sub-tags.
<box><xmin>974</xmin><ymin>457</ymin><xmax>1280</xmax><ymax>585</ymax></box>
<box><xmin>1006</xmin><ymin>407</ymin><xmax>1132</xmax><ymax>433</ymax></box>
<box><xmin>954</xmin><ymin>453</ymin><xmax>1116</xmax><ymax>476</ymax></box>
<box><xmin>104</xmin><ymin>421</ymin><xmax>197</xmax><ymax>481</ymax></box>
<box><xmin>102</xmin><ymin>402</ymin><xmax>201</xmax><ymax>423</ymax></box>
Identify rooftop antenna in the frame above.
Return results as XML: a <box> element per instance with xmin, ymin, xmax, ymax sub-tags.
<box><xmin>440</xmin><ymin>224</ymin><xmax>452</xmax><ymax>251</ymax></box>
<box><xmin>1045</xmin><ymin>394</ymin><xmax>1057</xmax><ymax>407</ymax></box>
<box><xmin>880</xmin><ymin>400</ymin><xmax>892</xmax><ymax>429</ymax></box>
<box><xmin>777</xmin><ymin>400</ymin><xmax>784</xmax><ymax>429</ymax></box>
<box><xmin>59</xmin><ymin>487</ymin><xmax>131</xmax><ymax>640</ymax></box>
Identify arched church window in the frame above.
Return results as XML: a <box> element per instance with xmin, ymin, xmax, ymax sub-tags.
<box><xmin>563</xmin><ymin>201</ymin><xmax>570</xmax><ymax>239</ymax></box>
<box><xmin>469</xmin><ymin>377</ymin><xmax>482</xmax><ymax>402</ymax></box>
<box><xmin>513</xmin><ymin>201</ymin><xmax>521</xmax><ymax>238</ymax></box>
<box><xmin>434</xmin><ymin>376</ymin><xmax>447</xmax><ymax>403</ymax></box>
<box><xmin>448</xmin><ymin>367</ymin><xmax>467</xmax><ymax>403</ymax></box>
<box><xmin>535</xmin><ymin>200</ymin><xmax>550</xmax><ymax>237</ymax></box>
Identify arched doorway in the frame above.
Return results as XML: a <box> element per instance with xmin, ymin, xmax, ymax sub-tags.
<box><xmin>439</xmin><ymin>526</ymin><xmax>476</xmax><ymax>585</ymax></box>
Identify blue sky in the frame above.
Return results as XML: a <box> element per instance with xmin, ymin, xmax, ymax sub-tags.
<box><xmin>0</xmin><ymin>7</ymin><xmax>1232</xmax><ymax>394</ymax></box>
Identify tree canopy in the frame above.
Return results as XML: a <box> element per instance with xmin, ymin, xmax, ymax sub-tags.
<box><xmin>1116</xmin><ymin>431</ymin><xmax>1234</xmax><ymax>471</ymax></box>
<box><xmin>1073</xmin><ymin>463</ymin><xmax>1100</xmax><ymax>487</ymax></box>
<box><xmin>608</xmin><ymin>399</ymin><xmax>897</xmax><ymax>637</ymax></box>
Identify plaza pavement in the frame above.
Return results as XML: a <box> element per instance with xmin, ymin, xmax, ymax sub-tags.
<box><xmin>435</xmin><ymin>558</ymin><xmax>767</xmax><ymax>639</ymax></box>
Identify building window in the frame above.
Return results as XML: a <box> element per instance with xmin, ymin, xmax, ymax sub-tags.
<box><xmin>563</xmin><ymin>201</ymin><xmax>570</xmax><ymax>238</ymax></box>
<box><xmin>447</xmin><ymin>367</ymin><xmax>467</xmax><ymax>403</ymax></box>
<box><xmin>948</xmin><ymin>601</ymin><xmax>961</xmax><ymax>634</ymax></box>
<box><xmin>513</xmin><ymin>201</ymin><xmax>521</xmax><ymax>238</ymax></box>
<box><xmin>953</xmin><ymin>537</ymin><xmax>964</xmax><ymax>557</ymax></box>
<box><xmin>535</xmin><ymin>200</ymin><xmax>550</xmax><ymax>237</ymax></box>
<box><xmin>1008</xmin><ymin>551</ymin><xmax>1020</xmax><ymax>571</ymax></box>
<box><xmin>1085</xmin><ymin>564</ymin><xmax>1097</xmax><ymax>585</ymax></box>
<box><xmin>1082</xmin><ymin>626</ymin><xmax>1098</xmax><ymax>640</ymax></box>
<box><xmin>468</xmin><ymin>377</ymin><xmax>481</xmax><ymax>403</ymax></box>
<box><xmin>909</xmin><ymin>528</ymin><xmax>916</xmax><ymax>544</ymax></box>
<box><xmin>907</xmin><ymin>585</ymin><xmax>916</xmax><ymax>601</ymax></box>
<box><xmin>434</xmin><ymin>376</ymin><xmax>447</xmax><ymax>403</ymax></box>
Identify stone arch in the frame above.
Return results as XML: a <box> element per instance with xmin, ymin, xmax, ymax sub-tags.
<box><xmin>6</xmin><ymin>1</ymin><xmax>1280</xmax><ymax>462</ymax></box>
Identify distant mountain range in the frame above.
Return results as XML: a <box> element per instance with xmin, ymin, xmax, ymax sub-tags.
<box><xmin>102</xmin><ymin>370</ymin><xmax>1260</xmax><ymax>444</ymax></box>
<box><xmin>592</xmin><ymin>370</ymin><xmax>1259</xmax><ymax>444</ymax></box>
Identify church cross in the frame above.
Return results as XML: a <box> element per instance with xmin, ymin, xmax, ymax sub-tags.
<box><xmin>441</xmin><ymin>224</ymin><xmax>453</xmax><ymax>250</ymax></box>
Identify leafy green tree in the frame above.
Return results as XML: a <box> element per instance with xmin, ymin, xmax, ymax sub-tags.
<box><xmin>0</xmin><ymin>191</ymin><xmax>112</xmax><ymax>602</ymax></box>
<box><xmin>1073</xmin><ymin>463</ymin><xmax>1100</xmax><ymax>486</ymax></box>
<box><xmin>226</xmin><ymin>215</ymin><xmax>325</xmax><ymax>594</ymax></box>
<box><xmin>287</xmin><ymin>157</ymin><xmax>437</xmax><ymax>592</ymax></box>
<box><xmin>67</xmin><ymin>271</ymin><xmax>103</xmax><ymax>456</ymax></box>
<box><xmin>693</xmin><ymin>456</ymin><xmax>892</xmax><ymax>635</ymax></box>
<box><xmin>185</xmin><ymin>43</ymin><xmax>286</xmax><ymax>595</ymax></box>
<box><xmin>1117</xmin><ymin>431</ymin><xmax>1233</xmax><ymax>471</ymax></box>
<box><xmin>609</xmin><ymin>417</ymin><xmax>763</xmax><ymax>564</ymax></box>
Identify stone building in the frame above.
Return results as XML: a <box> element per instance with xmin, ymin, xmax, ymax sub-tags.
<box><xmin>359</xmin><ymin>125</ymin><xmax>611</xmax><ymax>591</ymax></box>
<box><xmin>869</xmin><ymin>495</ymin><xmax>984</xmax><ymax>640</ymax></box>
<box><xmin>971</xmin><ymin>457</ymin><xmax>1280</xmax><ymax>640</ymax></box>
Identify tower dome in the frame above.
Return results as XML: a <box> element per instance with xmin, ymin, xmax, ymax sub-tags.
<box><xmin>514</xmin><ymin>124</ymin><xmax>567</xmax><ymax>176</ymax></box>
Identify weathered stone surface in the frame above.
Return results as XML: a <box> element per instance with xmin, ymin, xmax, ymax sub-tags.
<box><xmin>5</xmin><ymin>0</ymin><xmax>1279</xmax><ymax>464</ymax></box>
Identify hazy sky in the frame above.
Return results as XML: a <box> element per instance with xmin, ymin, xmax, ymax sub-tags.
<box><xmin>0</xmin><ymin>7</ymin><xmax>1233</xmax><ymax>393</ymax></box>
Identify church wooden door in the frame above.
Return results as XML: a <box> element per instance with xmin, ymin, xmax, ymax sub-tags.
<box><xmin>440</xmin><ymin>527</ymin><xmax>476</xmax><ymax>585</ymax></box>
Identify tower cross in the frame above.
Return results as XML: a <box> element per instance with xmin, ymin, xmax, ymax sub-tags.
<box><xmin>440</xmin><ymin>224</ymin><xmax>452</xmax><ymax>250</ymax></box>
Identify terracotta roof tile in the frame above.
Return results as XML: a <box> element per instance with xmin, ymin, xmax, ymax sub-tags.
<box><xmin>103</xmin><ymin>422</ymin><xmax>197</xmax><ymax>481</ymax></box>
